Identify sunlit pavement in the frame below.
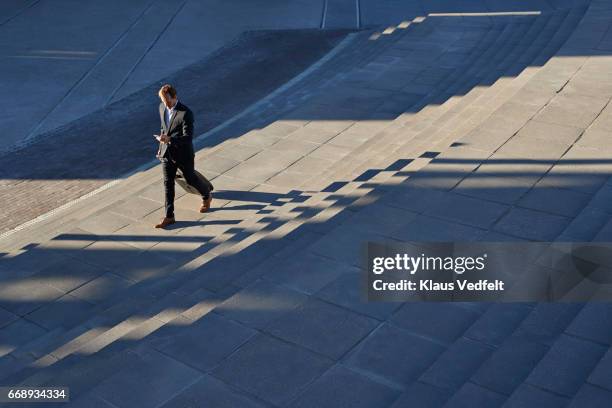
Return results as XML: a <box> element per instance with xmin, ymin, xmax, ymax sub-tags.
<box><xmin>1</xmin><ymin>0</ymin><xmax>612</xmax><ymax>406</ymax></box>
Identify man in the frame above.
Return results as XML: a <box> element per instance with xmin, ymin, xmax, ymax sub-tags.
<box><xmin>154</xmin><ymin>84</ymin><xmax>212</xmax><ymax>229</ymax></box>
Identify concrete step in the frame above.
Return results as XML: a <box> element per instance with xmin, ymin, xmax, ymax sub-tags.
<box><xmin>280</xmin><ymin>8</ymin><xmax>592</xmax><ymax>393</ymax></box>
<box><xmin>0</xmin><ymin>20</ymin><xmax>444</xmax><ymax>384</ymax></box>
<box><xmin>0</xmin><ymin>3</ymin><xmax>604</xmax><ymax>404</ymax></box>
<box><xmin>308</xmin><ymin>19</ymin><xmax>513</xmax><ymax>187</ymax></box>
<box><xmin>208</xmin><ymin>16</ymin><xmax>504</xmax><ymax>190</ymax></box>
<box><xmin>373</xmin><ymin>7</ymin><xmax>604</xmax><ymax>403</ymax></box>
<box><xmin>0</xmin><ymin>12</ymin><xmax>564</xmax><ymax>362</ymax></box>
<box><xmin>0</xmin><ymin>18</ymin><xmax>425</xmax><ymax>253</ymax></box>
<box><xmin>394</xmin><ymin>8</ymin><xmax>598</xmax><ymax>396</ymax></box>
<box><xmin>516</xmin><ymin>307</ymin><xmax>608</xmax><ymax>402</ymax></box>
<box><xmin>347</xmin><ymin>8</ymin><xmax>578</xmax><ymax>186</ymax></box>
<box><xmin>320</xmin><ymin>15</ymin><xmax>546</xmax><ymax>186</ymax></box>
<box><xmin>249</xmin><ymin>16</ymin><xmax>436</xmax><ymax>129</ymax></box>
<box><xmin>57</xmin><ymin>8</ymin><xmax>580</xmax><ymax>338</ymax></box>
<box><xmin>3</xmin><ymin>223</ymin><xmax>336</xmax><ymax>388</ymax></box>
<box><xmin>2</xmin><ymin>11</ymin><xmax>580</xmax><ymax>388</ymax></box>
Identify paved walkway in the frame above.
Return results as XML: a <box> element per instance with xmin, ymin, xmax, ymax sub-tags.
<box><xmin>0</xmin><ymin>0</ymin><xmax>326</xmax><ymax>148</ymax></box>
<box><xmin>0</xmin><ymin>30</ymin><xmax>347</xmax><ymax>235</ymax></box>
<box><xmin>1</xmin><ymin>0</ymin><xmax>597</xmax><ymax>235</ymax></box>
<box><xmin>1</xmin><ymin>0</ymin><xmax>612</xmax><ymax>407</ymax></box>
<box><xmin>1</xmin><ymin>0</ymin><xmax>588</xmax><ymax>149</ymax></box>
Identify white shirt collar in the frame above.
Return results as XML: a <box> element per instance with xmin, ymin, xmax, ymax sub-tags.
<box><xmin>166</xmin><ymin>100</ymin><xmax>178</xmax><ymax>112</ymax></box>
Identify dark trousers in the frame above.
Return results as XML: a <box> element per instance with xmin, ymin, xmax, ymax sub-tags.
<box><xmin>162</xmin><ymin>155</ymin><xmax>211</xmax><ymax>218</ymax></box>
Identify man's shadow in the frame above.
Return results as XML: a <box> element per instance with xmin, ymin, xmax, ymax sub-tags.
<box><xmin>163</xmin><ymin>218</ymin><xmax>241</xmax><ymax>230</ymax></box>
<box><xmin>165</xmin><ymin>189</ymin><xmax>310</xmax><ymax>229</ymax></box>
<box><xmin>211</xmin><ymin>189</ymin><xmax>311</xmax><ymax>206</ymax></box>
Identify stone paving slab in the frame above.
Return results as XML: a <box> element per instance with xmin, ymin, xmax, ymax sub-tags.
<box><xmin>390</xmin><ymin>381</ymin><xmax>452</xmax><ymax>408</ymax></box>
<box><xmin>589</xmin><ymin>349</ymin><xmax>612</xmax><ymax>391</ymax></box>
<box><xmin>89</xmin><ymin>347</ymin><xmax>201</xmax><ymax>408</ymax></box>
<box><xmin>391</xmin><ymin>214</ymin><xmax>487</xmax><ymax>242</ymax></box>
<box><xmin>288</xmin><ymin>365</ymin><xmax>400</xmax><ymax>408</ymax></box>
<box><xmin>262</xmin><ymin>252</ymin><xmax>358</xmax><ymax>295</ymax></box>
<box><xmin>316</xmin><ymin>273</ymin><xmax>401</xmax><ymax>321</ymax></box>
<box><xmin>505</xmin><ymin>384</ymin><xmax>570</xmax><ymax>408</ymax></box>
<box><xmin>534</xmin><ymin>92</ymin><xmax>609</xmax><ymax>128</ymax></box>
<box><xmin>493</xmin><ymin>207</ymin><xmax>571</xmax><ymax>240</ymax></box>
<box><xmin>159</xmin><ymin>374</ymin><xmax>266</xmax><ymax>408</ymax></box>
<box><xmin>19</xmin><ymin>256</ymin><xmax>107</xmax><ymax>294</ymax></box>
<box><xmin>455</xmin><ymin>161</ymin><xmax>554</xmax><ymax>204</ymax></box>
<box><xmin>570</xmin><ymin>384</ymin><xmax>612</xmax><ymax>408</ymax></box>
<box><xmin>344</xmin><ymin>323</ymin><xmax>445</xmax><ymax>387</ymax></box>
<box><xmin>526</xmin><ymin>334</ymin><xmax>607</xmax><ymax>397</ymax></box>
<box><xmin>265</xmin><ymin>298</ymin><xmax>378</xmax><ymax>360</ymax></box>
<box><xmin>211</xmin><ymin>334</ymin><xmax>333</xmax><ymax>406</ymax></box>
<box><xmin>518</xmin><ymin>186</ymin><xmax>591</xmax><ymax>217</ymax></box>
<box><xmin>472</xmin><ymin>336</ymin><xmax>548</xmax><ymax>395</ymax></box>
<box><xmin>464</xmin><ymin>304</ymin><xmax>533</xmax><ymax>346</ymax></box>
<box><xmin>69</xmin><ymin>273</ymin><xmax>133</xmax><ymax>305</ymax></box>
<box><xmin>565</xmin><ymin>303</ymin><xmax>612</xmax><ymax>345</ymax></box>
<box><xmin>26</xmin><ymin>294</ymin><xmax>96</xmax><ymax>331</ymax></box>
<box><xmin>445</xmin><ymin>382</ymin><xmax>506</xmax><ymax>408</ymax></box>
<box><xmin>0</xmin><ymin>319</ymin><xmax>47</xmax><ymax>358</ymax></box>
<box><xmin>147</xmin><ymin>312</ymin><xmax>255</xmax><ymax>372</ymax></box>
<box><xmin>77</xmin><ymin>211</ymin><xmax>140</xmax><ymax>236</ymax></box>
<box><xmin>215</xmin><ymin>281</ymin><xmax>307</xmax><ymax>330</ymax></box>
<box><xmin>422</xmin><ymin>191</ymin><xmax>509</xmax><ymax>228</ymax></box>
<box><xmin>391</xmin><ymin>303</ymin><xmax>482</xmax><ymax>345</ymax></box>
<box><xmin>0</xmin><ymin>279</ymin><xmax>65</xmax><ymax>317</ymax></box>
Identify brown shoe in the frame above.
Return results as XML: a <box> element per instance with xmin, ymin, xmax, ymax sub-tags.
<box><xmin>199</xmin><ymin>195</ymin><xmax>213</xmax><ymax>213</ymax></box>
<box><xmin>155</xmin><ymin>217</ymin><xmax>175</xmax><ymax>229</ymax></box>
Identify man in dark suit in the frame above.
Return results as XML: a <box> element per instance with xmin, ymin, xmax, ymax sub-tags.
<box><xmin>154</xmin><ymin>84</ymin><xmax>213</xmax><ymax>229</ymax></box>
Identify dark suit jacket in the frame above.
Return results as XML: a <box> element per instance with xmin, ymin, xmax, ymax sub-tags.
<box><xmin>158</xmin><ymin>101</ymin><xmax>195</xmax><ymax>163</ymax></box>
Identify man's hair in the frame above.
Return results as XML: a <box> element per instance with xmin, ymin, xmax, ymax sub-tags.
<box><xmin>158</xmin><ymin>84</ymin><xmax>177</xmax><ymax>100</ymax></box>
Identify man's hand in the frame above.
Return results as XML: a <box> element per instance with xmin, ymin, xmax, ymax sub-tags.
<box><xmin>157</xmin><ymin>134</ymin><xmax>170</xmax><ymax>144</ymax></box>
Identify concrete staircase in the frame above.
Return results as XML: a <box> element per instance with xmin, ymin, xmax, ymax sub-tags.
<box><xmin>1</xmin><ymin>0</ymin><xmax>611</xmax><ymax>406</ymax></box>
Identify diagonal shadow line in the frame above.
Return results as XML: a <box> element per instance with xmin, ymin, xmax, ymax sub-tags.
<box><xmin>0</xmin><ymin>7</ymin><xmax>606</xmax><ymax>400</ymax></box>
<box><xmin>430</xmin><ymin>157</ymin><xmax>612</xmax><ymax>165</ymax></box>
<box><xmin>0</xmin><ymin>143</ymin><xmax>609</xmax><ymax>398</ymax></box>
<box><xmin>213</xmin><ymin>189</ymin><xmax>310</xmax><ymax>204</ymax></box>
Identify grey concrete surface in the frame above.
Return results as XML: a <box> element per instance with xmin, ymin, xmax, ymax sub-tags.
<box><xmin>0</xmin><ymin>0</ymin><xmax>611</xmax><ymax>407</ymax></box>
<box><xmin>1</xmin><ymin>0</ymin><xmax>591</xmax><ymax>150</ymax></box>
<box><xmin>0</xmin><ymin>29</ymin><xmax>348</xmax><ymax>235</ymax></box>
<box><xmin>1</xmin><ymin>0</ymin><xmax>328</xmax><ymax>148</ymax></box>
<box><xmin>1</xmin><ymin>0</ymin><xmax>154</xmax><ymax>146</ymax></box>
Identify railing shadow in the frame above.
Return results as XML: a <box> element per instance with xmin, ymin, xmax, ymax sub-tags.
<box><xmin>0</xmin><ymin>150</ymin><xmax>609</xmax><ymax>403</ymax></box>
<box><xmin>0</xmin><ymin>3</ymin><xmax>609</xmax><ymax>405</ymax></box>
